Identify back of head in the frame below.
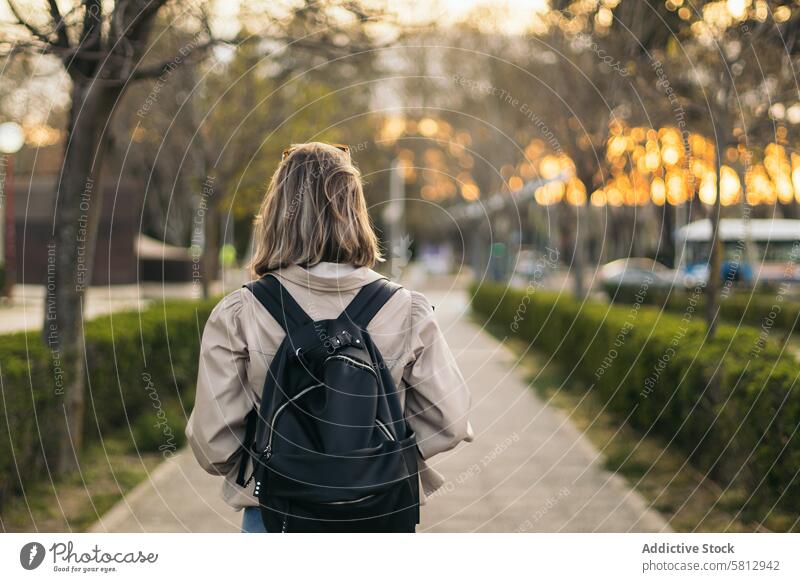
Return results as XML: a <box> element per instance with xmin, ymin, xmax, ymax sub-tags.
<box><xmin>250</xmin><ymin>142</ymin><xmax>382</xmax><ymax>276</ymax></box>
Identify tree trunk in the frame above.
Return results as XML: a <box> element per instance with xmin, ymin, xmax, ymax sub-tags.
<box><xmin>659</xmin><ymin>202</ymin><xmax>675</xmax><ymax>267</ymax></box>
<box><xmin>201</xmin><ymin>201</ymin><xmax>220</xmax><ymax>299</ymax></box>
<box><xmin>705</xmin><ymin>144</ymin><xmax>725</xmax><ymax>337</ymax></box>
<box><xmin>559</xmin><ymin>199</ymin><xmax>586</xmax><ymax>297</ymax></box>
<box><xmin>45</xmin><ymin>79</ymin><xmax>121</xmax><ymax>474</ymax></box>
<box><xmin>572</xmin><ymin>200</ymin><xmax>586</xmax><ymax>296</ymax></box>
<box><xmin>706</xmin><ymin>198</ymin><xmax>722</xmax><ymax>335</ymax></box>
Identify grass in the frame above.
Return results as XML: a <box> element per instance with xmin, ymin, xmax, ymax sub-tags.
<box><xmin>487</xmin><ymin>321</ymin><xmax>772</xmax><ymax>532</ymax></box>
<box><xmin>0</xmin><ymin>436</ymin><xmax>162</xmax><ymax>532</ymax></box>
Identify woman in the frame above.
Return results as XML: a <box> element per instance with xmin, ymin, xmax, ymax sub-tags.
<box><xmin>186</xmin><ymin>142</ymin><xmax>472</xmax><ymax>532</ymax></box>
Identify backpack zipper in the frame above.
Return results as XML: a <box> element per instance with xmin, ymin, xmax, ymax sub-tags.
<box><xmin>375</xmin><ymin>418</ymin><xmax>396</xmax><ymax>442</ymax></box>
<box><xmin>326</xmin><ymin>493</ymin><xmax>375</xmax><ymax>505</ymax></box>
<box><xmin>254</xmin><ymin>379</ymin><xmax>349</xmax><ymax>510</ymax></box>
<box><xmin>265</xmin><ymin>383</ymin><xmax>395</xmax><ymax>456</ymax></box>
<box><xmin>325</xmin><ymin>354</ymin><xmax>378</xmax><ymax>378</ymax></box>
<box><xmin>267</xmin><ymin>383</ymin><xmax>325</xmax><ymax>454</ymax></box>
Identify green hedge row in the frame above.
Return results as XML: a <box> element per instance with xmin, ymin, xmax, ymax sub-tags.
<box><xmin>472</xmin><ymin>282</ymin><xmax>800</xmax><ymax>528</ymax></box>
<box><xmin>0</xmin><ymin>298</ymin><xmax>217</xmax><ymax>509</ymax></box>
<box><xmin>607</xmin><ymin>284</ymin><xmax>800</xmax><ymax>337</ymax></box>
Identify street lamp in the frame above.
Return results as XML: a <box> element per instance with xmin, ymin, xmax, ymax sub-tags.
<box><xmin>0</xmin><ymin>121</ymin><xmax>25</xmax><ymax>298</ymax></box>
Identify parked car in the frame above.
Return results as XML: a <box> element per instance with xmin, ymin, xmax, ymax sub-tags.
<box><xmin>599</xmin><ymin>258</ymin><xmax>700</xmax><ymax>299</ymax></box>
<box><xmin>509</xmin><ymin>248</ymin><xmax>561</xmax><ymax>289</ymax></box>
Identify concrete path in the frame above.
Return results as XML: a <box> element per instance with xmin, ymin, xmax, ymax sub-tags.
<box><xmin>418</xmin><ymin>288</ymin><xmax>667</xmax><ymax>532</ymax></box>
<box><xmin>90</xmin><ymin>281</ymin><xmax>669</xmax><ymax>533</ymax></box>
<box><xmin>0</xmin><ymin>269</ymin><xmax>248</xmax><ymax>334</ymax></box>
<box><xmin>90</xmin><ymin>448</ymin><xmax>240</xmax><ymax>533</ymax></box>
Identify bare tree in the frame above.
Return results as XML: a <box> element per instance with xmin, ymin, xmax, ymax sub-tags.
<box><xmin>558</xmin><ymin>0</ymin><xmax>800</xmax><ymax>334</ymax></box>
<box><xmin>617</xmin><ymin>1</ymin><xmax>800</xmax><ymax>335</ymax></box>
<box><xmin>2</xmin><ymin>0</ymin><xmax>392</xmax><ymax>475</ymax></box>
<box><xmin>2</xmin><ymin>0</ymin><xmax>214</xmax><ymax>474</ymax></box>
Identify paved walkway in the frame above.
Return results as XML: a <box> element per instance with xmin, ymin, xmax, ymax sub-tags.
<box><xmin>0</xmin><ymin>270</ymin><xmax>248</xmax><ymax>334</ymax></box>
<box><xmin>91</xmin><ymin>281</ymin><xmax>669</xmax><ymax>533</ymax></box>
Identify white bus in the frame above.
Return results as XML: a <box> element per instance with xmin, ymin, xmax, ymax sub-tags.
<box><xmin>675</xmin><ymin>219</ymin><xmax>800</xmax><ymax>284</ymax></box>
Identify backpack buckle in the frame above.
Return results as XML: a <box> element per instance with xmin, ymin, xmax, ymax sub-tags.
<box><xmin>323</xmin><ymin>330</ymin><xmax>356</xmax><ymax>354</ymax></box>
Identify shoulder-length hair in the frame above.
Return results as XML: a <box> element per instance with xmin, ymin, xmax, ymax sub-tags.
<box><xmin>249</xmin><ymin>142</ymin><xmax>382</xmax><ymax>277</ymax></box>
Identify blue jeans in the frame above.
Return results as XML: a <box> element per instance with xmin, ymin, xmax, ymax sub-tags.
<box><xmin>241</xmin><ymin>506</ymin><xmax>268</xmax><ymax>533</ymax></box>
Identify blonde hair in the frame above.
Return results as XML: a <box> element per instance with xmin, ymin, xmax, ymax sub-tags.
<box><xmin>249</xmin><ymin>142</ymin><xmax>382</xmax><ymax>277</ymax></box>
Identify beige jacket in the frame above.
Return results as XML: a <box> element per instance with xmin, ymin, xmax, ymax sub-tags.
<box><xmin>186</xmin><ymin>262</ymin><xmax>473</xmax><ymax>510</ymax></box>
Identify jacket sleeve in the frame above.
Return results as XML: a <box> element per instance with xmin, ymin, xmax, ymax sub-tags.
<box><xmin>186</xmin><ymin>290</ymin><xmax>252</xmax><ymax>476</ymax></box>
<box><xmin>402</xmin><ymin>291</ymin><xmax>473</xmax><ymax>460</ymax></box>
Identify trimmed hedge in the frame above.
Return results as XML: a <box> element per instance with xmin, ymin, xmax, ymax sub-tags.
<box><xmin>608</xmin><ymin>284</ymin><xmax>800</xmax><ymax>337</ymax></box>
<box><xmin>472</xmin><ymin>282</ymin><xmax>800</xmax><ymax>527</ymax></box>
<box><xmin>0</xmin><ymin>298</ymin><xmax>217</xmax><ymax>508</ymax></box>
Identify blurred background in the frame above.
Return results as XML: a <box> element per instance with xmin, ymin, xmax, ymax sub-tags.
<box><xmin>2</xmin><ymin>0</ymin><xmax>800</xmax><ymax>533</ymax></box>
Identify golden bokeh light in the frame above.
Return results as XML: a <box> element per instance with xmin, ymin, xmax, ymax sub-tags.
<box><xmin>379</xmin><ymin>114</ymin><xmax>796</xmax><ymax>209</ymax></box>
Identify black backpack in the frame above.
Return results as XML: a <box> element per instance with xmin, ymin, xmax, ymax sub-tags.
<box><xmin>237</xmin><ymin>274</ymin><xmax>420</xmax><ymax>532</ymax></box>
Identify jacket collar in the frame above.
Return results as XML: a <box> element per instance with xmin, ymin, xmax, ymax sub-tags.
<box><xmin>273</xmin><ymin>262</ymin><xmax>384</xmax><ymax>292</ymax></box>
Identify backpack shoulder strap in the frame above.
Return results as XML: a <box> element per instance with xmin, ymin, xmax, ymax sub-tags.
<box><xmin>244</xmin><ymin>274</ymin><xmax>313</xmax><ymax>333</ymax></box>
<box><xmin>339</xmin><ymin>278</ymin><xmax>403</xmax><ymax>329</ymax></box>
<box><xmin>235</xmin><ymin>407</ymin><xmax>258</xmax><ymax>487</ymax></box>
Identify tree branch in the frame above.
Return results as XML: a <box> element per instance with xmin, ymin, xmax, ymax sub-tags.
<box><xmin>125</xmin><ymin>0</ymin><xmax>170</xmax><ymax>43</ymax></box>
<box><xmin>129</xmin><ymin>39</ymin><xmax>216</xmax><ymax>80</ymax></box>
<box><xmin>631</xmin><ymin>73</ymin><xmax>707</xmax><ymax>117</ymax></box>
